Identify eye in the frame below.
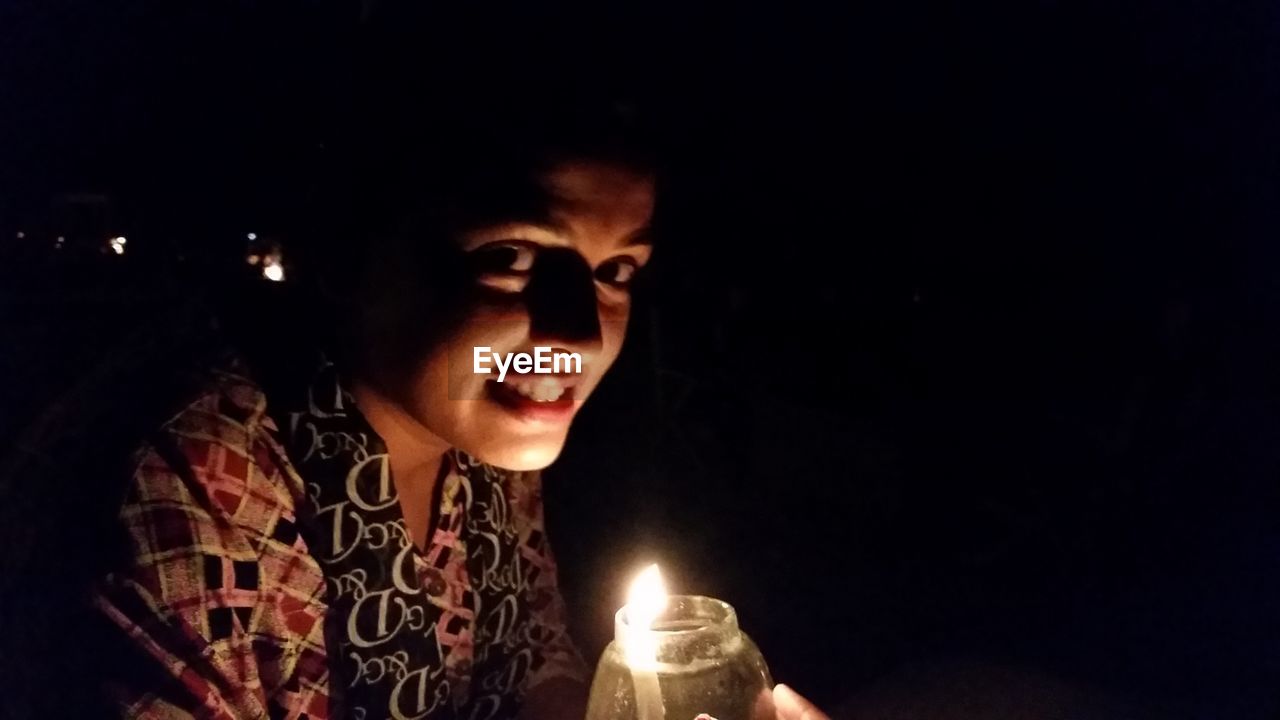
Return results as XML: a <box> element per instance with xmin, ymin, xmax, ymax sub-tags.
<box><xmin>470</xmin><ymin>241</ymin><xmax>536</xmax><ymax>274</ymax></box>
<box><xmin>595</xmin><ymin>257</ymin><xmax>640</xmax><ymax>289</ymax></box>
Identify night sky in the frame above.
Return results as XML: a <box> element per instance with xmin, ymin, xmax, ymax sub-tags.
<box><xmin>3</xmin><ymin>1</ymin><xmax>1280</xmax><ymax>717</ymax></box>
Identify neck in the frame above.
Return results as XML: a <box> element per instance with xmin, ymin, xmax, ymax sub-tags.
<box><xmin>351</xmin><ymin>379</ymin><xmax>451</xmax><ymax>494</ymax></box>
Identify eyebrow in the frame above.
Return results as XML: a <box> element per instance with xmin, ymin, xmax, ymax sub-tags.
<box><xmin>623</xmin><ymin>226</ymin><xmax>654</xmax><ymax>247</ymax></box>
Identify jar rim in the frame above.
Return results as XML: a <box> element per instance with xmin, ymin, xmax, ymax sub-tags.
<box><xmin>614</xmin><ymin>594</ymin><xmax>740</xmax><ymax>645</ymax></box>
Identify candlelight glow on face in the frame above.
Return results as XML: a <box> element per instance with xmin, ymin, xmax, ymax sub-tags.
<box><xmin>624</xmin><ymin>564</ymin><xmax>668</xmax><ymax>668</ymax></box>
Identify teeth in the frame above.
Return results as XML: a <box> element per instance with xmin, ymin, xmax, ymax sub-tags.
<box><xmin>507</xmin><ymin>378</ymin><xmax>566</xmax><ymax>402</ymax></box>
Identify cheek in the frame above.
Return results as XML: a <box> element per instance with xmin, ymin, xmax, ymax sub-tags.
<box><xmin>441</xmin><ymin>313</ymin><xmax>530</xmax><ymax>382</ymax></box>
<box><xmin>597</xmin><ymin>309</ymin><xmax>630</xmax><ymax>369</ymax></box>
<box><xmin>406</xmin><ymin>348</ymin><xmax>453</xmax><ymax>407</ymax></box>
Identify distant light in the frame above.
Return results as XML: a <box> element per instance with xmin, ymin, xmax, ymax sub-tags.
<box><xmin>111</xmin><ymin>243</ymin><xmax>125</xmax><ymax>255</ymax></box>
<box><xmin>247</xmin><ymin>232</ymin><xmax>258</xmax><ymax>241</ymax></box>
<box><xmin>109</xmin><ymin>236</ymin><xmax>127</xmax><ymax>255</ymax></box>
<box><xmin>262</xmin><ymin>260</ymin><xmax>285</xmax><ymax>282</ymax></box>
<box><xmin>246</xmin><ymin>253</ymin><xmax>261</xmax><ymax>266</ymax></box>
<box><xmin>114</xmin><ymin>235</ymin><xmax>127</xmax><ymax>245</ymax></box>
<box><xmin>15</xmin><ymin>231</ymin><xmax>24</xmax><ymax>239</ymax></box>
<box><xmin>56</xmin><ymin>236</ymin><xmax>65</xmax><ymax>243</ymax></box>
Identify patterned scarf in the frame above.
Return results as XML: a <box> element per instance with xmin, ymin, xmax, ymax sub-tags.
<box><xmin>272</xmin><ymin>356</ymin><xmax>561</xmax><ymax>720</ymax></box>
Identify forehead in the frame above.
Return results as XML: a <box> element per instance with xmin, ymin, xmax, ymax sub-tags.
<box><xmin>438</xmin><ymin>157</ymin><xmax>655</xmax><ymax>249</ymax></box>
<box><xmin>538</xmin><ymin>161</ymin><xmax>656</xmax><ymax>236</ymax></box>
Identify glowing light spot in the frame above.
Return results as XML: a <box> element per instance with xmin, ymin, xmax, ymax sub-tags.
<box><xmin>624</xmin><ymin>564</ymin><xmax>668</xmax><ymax>667</ymax></box>
<box><xmin>263</xmin><ymin>260</ymin><xmax>285</xmax><ymax>282</ymax></box>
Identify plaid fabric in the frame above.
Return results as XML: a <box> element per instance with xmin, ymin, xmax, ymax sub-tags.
<box><xmin>93</xmin><ymin>365</ymin><xmax>585</xmax><ymax>719</ymax></box>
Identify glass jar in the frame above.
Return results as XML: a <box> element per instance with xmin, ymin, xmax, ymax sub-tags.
<box><xmin>585</xmin><ymin>595</ymin><xmax>775</xmax><ymax>720</ymax></box>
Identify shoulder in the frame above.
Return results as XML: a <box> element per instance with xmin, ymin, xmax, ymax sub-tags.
<box><xmin>120</xmin><ymin>359</ymin><xmax>306</xmax><ymax>563</ymax></box>
<box><xmin>160</xmin><ymin>363</ymin><xmax>273</xmax><ymax>455</ymax></box>
<box><xmin>97</xmin><ymin>359</ymin><xmax>330</xmax><ymax>716</ymax></box>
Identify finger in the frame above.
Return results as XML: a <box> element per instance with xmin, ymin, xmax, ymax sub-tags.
<box><xmin>774</xmin><ymin>683</ymin><xmax>831</xmax><ymax>720</ymax></box>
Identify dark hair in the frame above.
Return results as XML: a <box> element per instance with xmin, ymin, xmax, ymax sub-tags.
<box><xmin>296</xmin><ymin>10</ymin><xmax>660</xmax><ymax>298</ymax></box>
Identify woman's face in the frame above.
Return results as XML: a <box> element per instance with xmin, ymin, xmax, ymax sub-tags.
<box><xmin>357</xmin><ymin>159</ymin><xmax>655</xmax><ymax>470</ymax></box>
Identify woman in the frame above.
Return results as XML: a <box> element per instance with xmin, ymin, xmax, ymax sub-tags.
<box><xmin>82</xmin><ymin>39</ymin><xmax>828</xmax><ymax>717</ymax></box>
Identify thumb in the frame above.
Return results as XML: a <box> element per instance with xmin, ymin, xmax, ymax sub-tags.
<box><xmin>774</xmin><ymin>683</ymin><xmax>831</xmax><ymax>720</ymax></box>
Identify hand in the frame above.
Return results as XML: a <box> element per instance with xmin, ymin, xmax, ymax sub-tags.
<box><xmin>773</xmin><ymin>683</ymin><xmax>830</xmax><ymax>720</ymax></box>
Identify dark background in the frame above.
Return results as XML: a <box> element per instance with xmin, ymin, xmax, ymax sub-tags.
<box><xmin>3</xmin><ymin>1</ymin><xmax>1279</xmax><ymax>717</ymax></box>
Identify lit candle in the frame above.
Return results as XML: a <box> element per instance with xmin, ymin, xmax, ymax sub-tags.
<box><xmin>624</xmin><ymin>564</ymin><xmax>668</xmax><ymax>720</ymax></box>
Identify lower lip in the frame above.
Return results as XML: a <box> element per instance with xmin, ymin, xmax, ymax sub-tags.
<box><xmin>485</xmin><ymin>380</ymin><xmax>578</xmax><ymax>423</ymax></box>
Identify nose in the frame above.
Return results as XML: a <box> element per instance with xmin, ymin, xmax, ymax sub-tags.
<box><xmin>524</xmin><ymin>248</ymin><xmax>603</xmax><ymax>364</ymax></box>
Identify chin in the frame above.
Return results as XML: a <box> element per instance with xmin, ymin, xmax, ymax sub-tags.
<box><xmin>467</xmin><ymin>437</ymin><xmax>567</xmax><ymax>472</ymax></box>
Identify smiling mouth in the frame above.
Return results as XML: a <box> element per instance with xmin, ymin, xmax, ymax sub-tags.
<box><xmin>485</xmin><ymin>375</ymin><xmax>579</xmax><ymax>422</ymax></box>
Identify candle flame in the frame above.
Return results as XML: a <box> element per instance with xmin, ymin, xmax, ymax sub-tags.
<box><xmin>624</xmin><ymin>564</ymin><xmax>668</xmax><ymax>716</ymax></box>
<box><xmin>626</xmin><ymin>564</ymin><xmax>667</xmax><ymax>630</ymax></box>
<box><xmin>625</xmin><ymin>564</ymin><xmax>667</xmax><ymax>667</ymax></box>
